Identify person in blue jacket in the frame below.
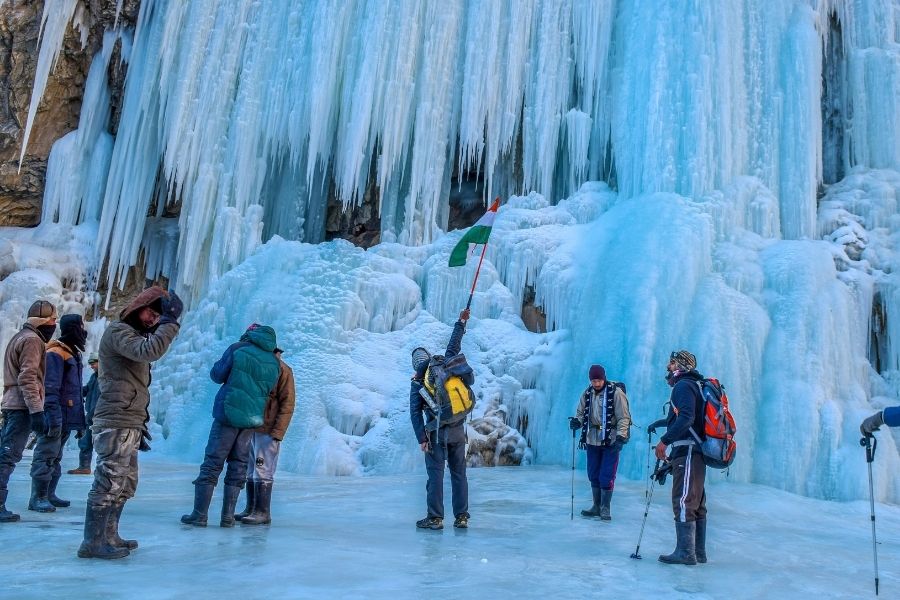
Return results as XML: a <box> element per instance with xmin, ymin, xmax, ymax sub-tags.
<box><xmin>69</xmin><ymin>354</ymin><xmax>99</xmax><ymax>475</ymax></box>
<box><xmin>181</xmin><ymin>324</ymin><xmax>280</xmax><ymax>528</ymax></box>
<box><xmin>860</xmin><ymin>407</ymin><xmax>900</xmax><ymax>435</ymax></box>
<box><xmin>30</xmin><ymin>314</ymin><xmax>87</xmax><ymax>512</ymax></box>
<box><xmin>409</xmin><ymin>309</ymin><xmax>472</xmax><ymax>530</ymax></box>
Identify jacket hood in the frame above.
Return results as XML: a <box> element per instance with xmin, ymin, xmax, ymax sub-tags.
<box><xmin>119</xmin><ymin>287</ymin><xmax>168</xmax><ymax>321</ymax></box>
<box><xmin>240</xmin><ymin>325</ymin><xmax>277</xmax><ymax>352</ymax></box>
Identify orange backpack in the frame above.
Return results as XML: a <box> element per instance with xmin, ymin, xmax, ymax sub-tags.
<box><xmin>689</xmin><ymin>378</ymin><xmax>737</xmax><ymax>469</ymax></box>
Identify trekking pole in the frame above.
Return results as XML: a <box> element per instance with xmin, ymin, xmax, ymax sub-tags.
<box><xmin>860</xmin><ymin>434</ymin><xmax>880</xmax><ymax>595</ymax></box>
<box><xmin>570</xmin><ymin>427</ymin><xmax>576</xmax><ymax>520</ymax></box>
<box><xmin>631</xmin><ymin>458</ymin><xmax>660</xmax><ymax>559</ymax></box>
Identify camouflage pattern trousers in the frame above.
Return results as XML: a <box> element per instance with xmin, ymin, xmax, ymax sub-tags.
<box><xmin>87</xmin><ymin>428</ymin><xmax>141</xmax><ymax>508</ymax></box>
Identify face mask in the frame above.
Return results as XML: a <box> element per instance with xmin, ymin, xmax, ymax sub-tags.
<box><xmin>60</xmin><ymin>328</ymin><xmax>87</xmax><ymax>351</ymax></box>
<box><xmin>665</xmin><ymin>370</ymin><xmax>676</xmax><ymax>387</ymax></box>
<box><xmin>36</xmin><ymin>324</ymin><xmax>57</xmax><ymax>342</ymax></box>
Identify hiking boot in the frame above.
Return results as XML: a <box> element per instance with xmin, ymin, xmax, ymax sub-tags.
<box><xmin>658</xmin><ymin>521</ymin><xmax>698</xmax><ymax>565</ymax></box>
<box><xmin>235</xmin><ymin>481</ymin><xmax>257</xmax><ymax>522</ymax></box>
<box><xmin>220</xmin><ymin>485</ymin><xmax>241</xmax><ymax>528</ymax></box>
<box><xmin>0</xmin><ymin>490</ymin><xmax>20</xmax><ymax>523</ymax></box>
<box><xmin>580</xmin><ymin>487</ymin><xmax>602</xmax><ymax>518</ymax></box>
<box><xmin>695</xmin><ymin>518</ymin><xmax>707</xmax><ymax>563</ymax></box>
<box><xmin>28</xmin><ymin>479</ymin><xmax>56</xmax><ymax>513</ymax></box>
<box><xmin>453</xmin><ymin>514</ymin><xmax>469</xmax><ymax>529</ymax></box>
<box><xmin>599</xmin><ymin>489</ymin><xmax>612</xmax><ymax>521</ymax></box>
<box><xmin>180</xmin><ymin>483</ymin><xmax>215</xmax><ymax>527</ymax></box>
<box><xmin>77</xmin><ymin>504</ymin><xmax>130</xmax><ymax>560</ymax></box>
<box><xmin>416</xmin><ymin>516</ymin><xmax>443</xmax><ymax>530</ymax></box>
<box><xmin>241</xmin><ymin>481</ymin><xmax>272</xmax><ymax>526</ymax></box>
<box><xmin>48</xmin><ymin>475</ymin><xmax>70</xmax><ymax>507</ymax></box>
<box><xmin>107</xmin><ymin>502</ymin><xmax>138</xmax><ymax>550</ymax></box>
<box><xmin>67</xmin><ymin>467</ymin><xmax>92</xmax><ymax>475</ymax></box>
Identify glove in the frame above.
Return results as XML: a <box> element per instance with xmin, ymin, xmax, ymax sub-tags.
<box><xmin>647</xmin><ymin>418</ymin><xmax>667</xmax><ymax>435</ymax></box>
<box><xmin>30</xmin><ymin>411</ymin><xmax>47</xmax><ymax>435</ymax></box>
<box><xmin>43</xmin><ymin>411</ymin><xmax>62</xmax><ymax>439</ymax></box>
<box><xmin>47</xmin><ymin>423</ymin><xmax>62</xmax><ymax>439</ymax></box>
<box><xmin>159</xmin><ymin>290</ymin><xmax>184</xmax><ymax>323</ymax></box>
<box><xmin>568</xmin><ymin>417</ymin><xmax>582</xmax><ymax>431</ymax></box>
<box><xmin>860</xmin><ymin>411</ymin><xmax>884</xmax><ymax>436</ymax></box>
<box><xmin>611</xmin><ymin>435</ymin><xmax>627</xmax><ymax>452</ymax></box>
<box><xmin>74</xmin><ymin>429</ymin><xmax>85</xmax><ymax>440</ymax></box>
<box><xmin>653</xmin><ymin>461</ymin><xmax>673</xmax><ymax>485</ymax></box>
<box><xmin>139</xmin><ymin>429</ymin><xmax>152</xmax><ymax>452</ymax></box>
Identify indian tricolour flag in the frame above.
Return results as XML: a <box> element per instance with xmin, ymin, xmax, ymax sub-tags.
<box><xmin>448</xmin><ymin>197</ymin><xmax>501</xmax><ymax>267</ymax></box>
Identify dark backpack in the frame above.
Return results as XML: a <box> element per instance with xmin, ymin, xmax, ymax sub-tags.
<box><xmin>421</xmin><ymin>353</ymin><xmax>476</xmax><ymax>428</ymax></box>
<box><xmin>689</xmin><ymin>378</ymin><xmax>737</xmax><ymax>469</ymax></box>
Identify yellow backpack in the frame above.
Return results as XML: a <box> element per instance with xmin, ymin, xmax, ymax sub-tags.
<box><xmin>421</xmin><ymin>353</ymin><xmax>475</xmax><ymax>426</ymax></box>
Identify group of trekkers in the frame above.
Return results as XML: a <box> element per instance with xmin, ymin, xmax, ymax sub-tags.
<box><xmin>1</xmin><ymin>287</ymin><xmax>899</xmax><ymax>567</ymax></box>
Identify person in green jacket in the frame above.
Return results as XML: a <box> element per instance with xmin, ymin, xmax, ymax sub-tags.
<box><xmin>181</xmin><ymin>324</ymin><xmax>280</xmax><ymax>528</ymax></box>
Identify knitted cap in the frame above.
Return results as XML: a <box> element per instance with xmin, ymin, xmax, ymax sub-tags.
<box><xmin>588</xmin><ymin>364</ymin><xmax>606</xmax><ymax>381</ymax></box>
<box><xmin>670</xmin><ymin>350</ymin><xmax>697</xmax><ymax>372</ymax></box>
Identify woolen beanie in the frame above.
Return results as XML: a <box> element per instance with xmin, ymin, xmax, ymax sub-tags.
<box><xmin>588</xmin><ymin>364</ymin><xmax>606</xmax><ymax>380</ymax></box>
<box><xmin>671</xmin><ymin>350</ymin><xmax>697</xmax><ymax>372</ymax></box>
<box><xmin>26</xmin><ymin>299</ymin><xmax>58</xmax><ymax>327</ymax></box>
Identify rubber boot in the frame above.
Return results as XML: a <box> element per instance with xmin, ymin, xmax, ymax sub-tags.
<box><xmin>0</xmin><ymin>489</ymin><xmax>20</xmax><ymax>523</ymax></box>
<box><xmin>180</xmin><ymin>484</ymin><xmax>215</xmax><ymax>527</ymax></box>
<box><xmin>580</xmin><ymin>487</ymin><xmax>602</xmax><ymax>517</ymax></box>
<box><xmin>48</xmin><ymin>474</ymin><xmax>70</xmax><ymax>507</ymax></box>
<box><xmin>235</xmin><ymin>481</ymin><xmax>256</xmax><ymax>522</ymax></box>
<box><xmin>220</xmin><ymin>485</ymin><xmax>241</xmax><ymax>528</ymax></box>
<box><xmin>28</xmin><ymin>479</ymin><xmax>56</xmax><ymax>513</ymax></box>
<box><xmin>241</xmin><ymin>481</ymin><xmax>272</xmax><ymax>525</ymax></box>
<box><xmin>599</xmin><ymin>489</ymin><xmax>613</xmax><ymax>521</ymax></box>
<box><xmin>658</xmin><ymin>521</ymin><xmax>698</xmax><ymax>565</ymax></box>
<box><xmin>77</xmin><ymin>504</ymin><xmax>130</xmax><ymax>559</ymax></box>
<box><xmin>107</xmin><ymin>502</ymin><xmax>138</xmax><ymax>550</ymax></box>
<box><xmin>695</xmin><ymin>518</ymin><xmax>707</xmax><ymax>563</ymax></box>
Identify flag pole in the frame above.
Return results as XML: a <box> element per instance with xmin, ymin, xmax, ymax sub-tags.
<box><xmin>465</xmin><ymin>242</ymin><xmax>489</xmax><ymax>311</ymax></box>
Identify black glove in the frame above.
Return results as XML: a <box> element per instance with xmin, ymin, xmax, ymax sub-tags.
<box><xmin>139</xmin><ymin>429</ymin><xmax>152</xmax><ymax>452</ymax></box>
<box><xmin>611</xmin><ymin>435</ymin><xmax>627</xmax><ymax>452</ymax></box>
<box><xmin>30</xmin><ymin>411</ymin><xmax>47</xmax><ymax>435</ymax></box>
<box><xmin>568</xmin><ymin>417</ymin><xmax>582</xmax><ymax>431</ymax></box>
<box><xmin>159</xmin><ymin>290</ymin><xmax>184</xmax><ymax>323</ymax></box>
<box><xmin>74</xmin><ymin>429</ymin><xmax>85</xmax><ymax>439</ymax></box>
<box><xmin>860</xmin><ymin>411</ymin><xmax>884</xmax><ymax>436</ymax></box>
<box><xmin>43</xmin><ymin>411</ymin><xmax>62</xmax><ymax>439</ymax></box>
<box><xmin>653</xmin><ymin>461</ymin><xmax>672</xmax><ymax>485</ymax></box>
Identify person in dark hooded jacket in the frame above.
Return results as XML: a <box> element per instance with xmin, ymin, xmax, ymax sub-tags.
<box><xmin>0</xmin><ymin>299</ymin><xmax>57</xmax><ymax>523</ymax></box>
<box><xmin>78</xmin><ymin>287</ymin><xmax>182</xmax><ymax>560</ymax></box>
<box><xmin>69</xmin><ymin>354</ymin><xmax>99</xmax><ymax>474</ymax></box>
<box><xmin>29</xmin><ymin>314</ymin><xmax>88</xmax><ymax>512</ymax></box>
<box><xmin>181</xmin><ymin>324</ymin><xmax>281</xmax><ymax>528</ymax></box>
<box><xmin>652</xmin><ymin>350</ymin><xmax>708</xmax><ymax>566</ymax></box>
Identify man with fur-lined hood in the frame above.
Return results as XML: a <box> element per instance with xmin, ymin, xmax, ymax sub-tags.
<box><xmin>77</xmin><ymin>286</ymin><xmax>182</xmax><ymax>560</ymax></box>
<box><xmin>0</xmin><ymin>299</ymin><xmax>57</xmax><ymax>523</ymax></box>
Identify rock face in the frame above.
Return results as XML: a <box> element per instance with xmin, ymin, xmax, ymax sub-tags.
<box><xmin>0</xmin><ymin>0</ymin><xmax>139</xmax><ymax>227</ymax></box>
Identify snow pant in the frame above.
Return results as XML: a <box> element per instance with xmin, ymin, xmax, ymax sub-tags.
<box><xmin>246</xmin><ymin>433</ymin><xmax>281</xmax><ymax>483</ymax></box>
<box><xmin>87</xmin><ymin>428</ymin><xmax>141</xmax><ymax>508</ymax></box>
<box><xmin>585</xmin><ymin>443</ymin><xmax>620</xmax><ymax>490</ymax></box>
<box><xmin>77</xmin><ymin>427</ymin><xmax>93</xmax><ymax>469</ymax></box>
<box><xmin>670</xmin><ymin>451</ymin><xmax>707</xmax><ymax>522</ymax></box>
<box><xmin>0</xmin><ymin>410</ymin><xmax>31</xmax><ymax>492</ymax></box>
<box><xmin>194</xmin><ymin>420</ymin><xmax>251</xmax><ymax>488</ymax></box>
<box><xmin>31</xmin><ymin>430</ymin><xmax>71</xmax><ymax>482</ymax></box>
<box><xmin>424</xmin><ymin>423</ymin><xmax>468</xmax><ymax>520</ymax></box>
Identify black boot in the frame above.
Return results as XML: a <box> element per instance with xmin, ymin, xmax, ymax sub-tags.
<box><xmin>48</xmin><ymin>475</ymin><xmax>70</xmax><ymax>508</ymax></box>
<box><xmin>0</xmin><ymin>489</ymin><xmax>20</xmax><ymax>523</ymax></box>
<box><xmin>235</xmin><ymin>481</ymin><xmax>256</xmax><ymax>522</ymax></box>
<box><xmin>77</xmin><ymin>504</ymin><xmax>130</xmax><ymax>559</ymax></box>
<box><xmin>658</xmin><ymin>521</ymin><xmax>698</xmax><ymax>565</ymax></box>
<box><xmin>180</xmin><ymin>484</ymin><xmax>215</xmax><ymax>527</ymax></box>
<box><xmin>599</xmin><ymin>489</ymin><xmax>613</xmax><ymax>521</ymax></box>
<box><xmin>28</xmin><ymin>479</ymin><xmax>56</xmax><ymax>512</ymax></box>
<box><xmin>107</xmin><ymin>502</ymin><xmax>138</xmax><ymax>550</ymax></box>
<box><xmin>695</xmin><ymin>518</ymin><xmax>707</xmax><ymax>563</ymax></box>
<box><xmin>220</xmin><ymin>485</ymin><xmax>241</xmax><ymax>528</ymax></box>
<box><xmin>580</xmin><ymin>487</ymin><xmax>602</xmax><ymax>517</ymax></box>
<box><xmin>241</xmin><ymin>481</ymin><xmax>272</xmax><ymax>525</ymax></box>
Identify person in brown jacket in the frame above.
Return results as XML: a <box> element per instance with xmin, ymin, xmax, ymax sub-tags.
<box><xmin>235</xmin><ymin>348</ymin><xmax>295</xmax><ymax>526</ymax></box>
<box><xmin>77</xmin><ymin>287</ymin><xmax>182</xmax><ymax>560</ymax></box>
<box><xmin>0</xmin><ymin>299</ymin><xmax>57</xmax><ymax>523</ymax></box>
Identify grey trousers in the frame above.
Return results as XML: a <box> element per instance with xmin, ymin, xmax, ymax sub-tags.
<box><xmin>31</xmin><ymin>430</ymin><xmax>71</xmax><ymax>482</ymax></box>
<box><xmin>246</xmin><ymin>433</ymin><xmax>281</xmax><ymax>483</ymax></box>
<box><xmin>87</xmin><ymin>428</ymin><xmax>141</xmax><ymax>508</ymax></box>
